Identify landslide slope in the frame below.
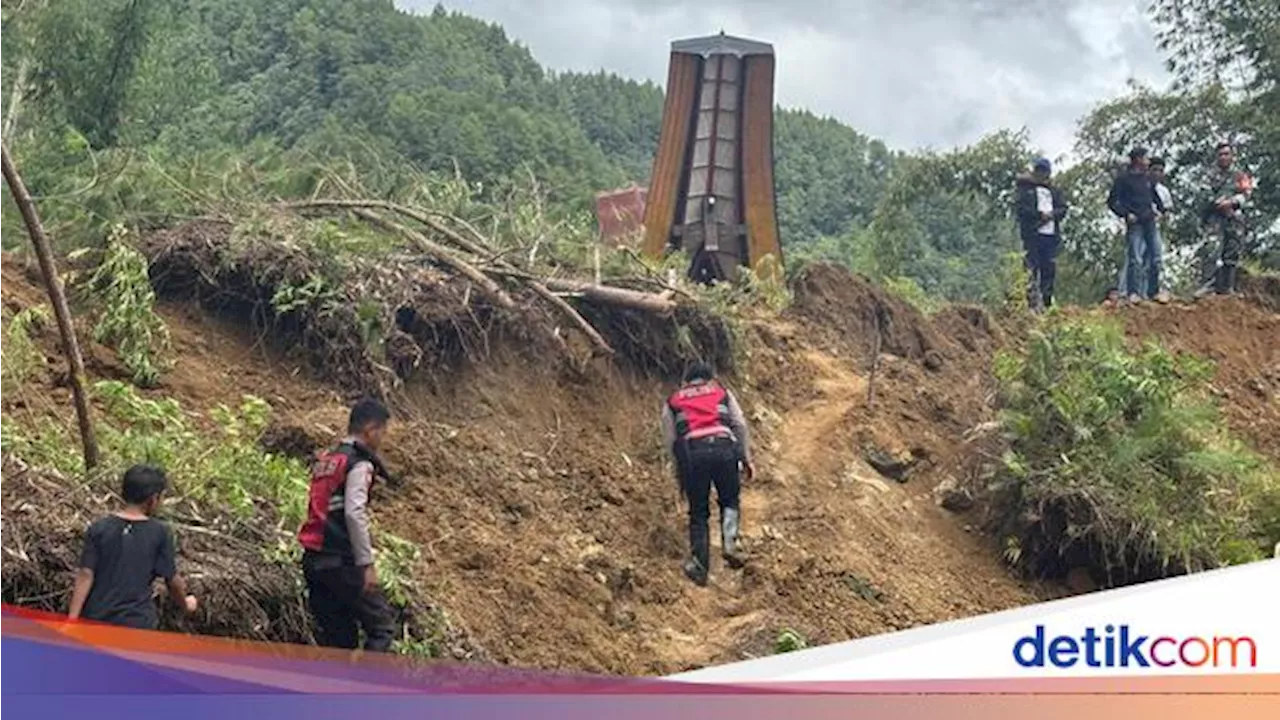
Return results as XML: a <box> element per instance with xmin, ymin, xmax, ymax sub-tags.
<box><xmin>4</xmin><ymin>256</ymin><xmax>1276</xmax><ymax>674</ymax></box>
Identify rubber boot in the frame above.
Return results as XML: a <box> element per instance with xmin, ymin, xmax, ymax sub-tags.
<box><xmin>684</xmin><ymin>523</ymin><xmax>710</xmax><ymax>586</ymax></box>
<box><xmin>721</xmin><ymin>507</ymin><xmax>745</xmax><ymax>569</ymax></box>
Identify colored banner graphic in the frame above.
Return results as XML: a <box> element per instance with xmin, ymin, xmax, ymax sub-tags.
<box><xmin>674</xmin><ymin>560</ymin><xmax>1280</xmax><ymax>683</ymax></box>
<box><xmin>3</xmin><ymin>562</ymin><xmax>1278</xmax><ymax>718</ymax></box>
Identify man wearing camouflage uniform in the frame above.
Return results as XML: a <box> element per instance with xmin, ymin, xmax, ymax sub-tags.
<box><xmin>1202</xmin><ymin>141</ymin><xmax>1254</xmax><ymax>295</ymax></box>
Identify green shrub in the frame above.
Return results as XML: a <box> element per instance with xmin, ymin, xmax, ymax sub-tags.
<box><xmin>774</xmin><ymin>628</ymin><xmax>809</xmax><ymax>654</ymax></box>
<box><xmin>90</xmin><ymin>381</ymin><xmax>309</xmax><ymax>530</ymax></box>
<box><xmin>87</xmin><ymin>226</ymin><xmax>172</xmax><ymax>386</ymax></box>
<box><xmin>376</xmin><ymin>529</ymin><xmax>447</xmax><ymax>660</ymax></box>
<box><xmin>993</xmin><ymin>314</ymin><xmax>1279</xmax><ymax>581</ymax></box>
<box><xmin>883</xmin><ymin>275</ymin><xmax>944</xmax><ymax>315</ymax></box>
<box><xmin>1</xmin><ymin>306</ymin><xmax>51</xmax><ymax>395</ymax></box>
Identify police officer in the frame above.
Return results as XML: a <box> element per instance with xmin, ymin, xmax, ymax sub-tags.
<box><xmin>661</xmin><ymin>362</ymin><xmax>755</xmax><ymax>586</ymax></box>
<box><xmin>297</xmin><ymin>398</ymin><xmax>396</xmax><ymax>651</ymax></box>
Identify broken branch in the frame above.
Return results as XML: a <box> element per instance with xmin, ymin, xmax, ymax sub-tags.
<box><xmin>528</xmin><ymin>280</ymin><xmax>614</xmax><ymax>356</ymax></box>
<box><xmin>349</xmin><ymin>209</ymin><xmax>518</xmax><ymax>310</ymax></box>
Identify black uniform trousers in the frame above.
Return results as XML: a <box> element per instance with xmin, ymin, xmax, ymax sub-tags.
<box><xmin>676</xmin><ymin>436</ymin><xmax>742</xmax><ymax>570</ymax></box>
<box><xmin>302</xmin><ymin>551</ymin><xmax>396</xmax><ymax>652</ymax></box>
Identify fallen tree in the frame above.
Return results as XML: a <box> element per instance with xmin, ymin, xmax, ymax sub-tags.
<box><xmin>280</xmin><ymin>198</ymin><xmax>689</xmax><ymax>359</ymax></box>
<box><xmin>140</xmin><ymin>200</ymin><xmax>733</xmax><ymax>396</ymax></box>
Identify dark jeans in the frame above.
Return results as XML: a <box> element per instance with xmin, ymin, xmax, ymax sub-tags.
<box><xmin>1023</xmin><ymin>233</ymin><xmax>1059</xmax><ymax>310</ymax></box>
<box><xmin>302</xmin><ymin>552</ymin><xmax>396</xmax><ymax>652</ymax></box>
<box><xmin>677</xmin><ymin>437</ymin><xmax>741</xmax><ymax>570</ymax></box>
<box><xmin>1213</xmin><ymin>220</ymin><xmax>1245</xmax><ymax>294</ymax></box>
<box><xmin>1124</xmin><ymin>220</ymin><xmax>1161</xmax><ymax>298</ymax></box>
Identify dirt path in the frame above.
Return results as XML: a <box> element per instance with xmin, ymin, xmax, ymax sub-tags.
<box><xmin>636</xmin><ymin>344</ymin><xmax>1034</xmax><ymax>670</ymax></box>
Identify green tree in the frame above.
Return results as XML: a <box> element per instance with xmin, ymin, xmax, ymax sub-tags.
<box><xmin>1148</xmin><ymin>0</ymin><xmax>1279</xmax><ymax>266</ymax></box>
<box><xmin>857</xmin><ymin>130</ymin><xmax>1034</xmax><ymax>302</ymax></box>
<box><xmin>10</xmin><ymin>0</ymin><xmax>159</xmax><ymax>148</ymax></box>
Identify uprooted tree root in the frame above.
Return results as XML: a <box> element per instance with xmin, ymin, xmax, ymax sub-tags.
<box><xmin>141</xmin><ymin>215</ymin><xmax>733</xmax><ymax>396</ymax></box>
<box><xmin>983</xmin><ymin>479</ymin><xmax>1194</xmax><ymax>589</ymax></box>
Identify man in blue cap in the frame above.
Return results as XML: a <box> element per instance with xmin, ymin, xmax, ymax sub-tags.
<box><xmin>1015</xmin><ymin>157</ymin><xmax>1068</xmax><ymax>311</ymax></box>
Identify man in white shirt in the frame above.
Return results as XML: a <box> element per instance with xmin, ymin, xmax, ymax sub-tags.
<box><xmin>1151</xmin><ymin>157</ymin><xmax>1174</xmax><ymax>216</ymax></box>
<box><xmin>1015</xmin><ymin>157</ymin><xmax>1068</xmax><ymax>311</ymax></box>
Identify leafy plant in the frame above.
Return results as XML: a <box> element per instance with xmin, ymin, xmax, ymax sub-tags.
<box><xmin>90</xmin><ymin>381</ymin><xmax>310</xmax><ymax>529</ymax></box>
<box><xmin>774</xmin><ymin>628</ymin><xmax>809</xmax><ymax>654</ymax></box>
<box><xmin>0</xmin><ymin>415</ymin><xmax>84</xmax><ymax>477</ymax></box>
<box><xmin>883</xmin><ymin>276</ymin><xmax>944</xmax><ymax>315</ymax></box>
<box><xmin>1</xmin><ymin>305</ymin><xmax>51</xmax><ymax>394</ymax></box>
<box><xmin>994</xmin><ymin>314</ymin><xmax>1279</xmax><ymax>580</ymax></box>
<box><xmin>270</xmin><ymin>274</ymin><xmax>341</xmax><ymax>315</ymax></box>
<box><xmin>375</xmin><ymin>530</ymin><xmax>423</xmax><ymax>609</ymax></box>
<box><xmin>88</xmin><ymin>226</ymin><xmax>171</xmax><ymax>386</ymax></box>
<box><xmin>373</xmin><ymin>528</ymin><xmax>445</xmax><ymax>660</ymax></box>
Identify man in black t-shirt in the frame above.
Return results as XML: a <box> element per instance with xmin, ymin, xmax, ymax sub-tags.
<box><xmin>68</xmin><ymin>465</ymin><xmax>198</xmax><ymax>629</ymax></box>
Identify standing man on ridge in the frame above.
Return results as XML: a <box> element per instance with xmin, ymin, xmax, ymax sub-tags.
<box><xmin>298</xmin><ymin>398</ymin><xmax>397</xmax><ymax>652</ymax></box>
<box><xmin>1108</xmin><ymin>146</ymin><xmax>1166</xmax><ymax>303</ymax></box>
<box><xmin>1119</xmin><ymin>156</ymin><xmax>1174</xmax><ymax>302</ymax></box>
<box><xmin>1015</xmin><ymin>157</ymin><xmax>1068</xmax><ymax>312</ymax></box>
<box><xmin>1201</xmin><ymin>141</ymin><xmax>1254</xmax><ymax>295</ymax></box>
<box><xmin>661</xmin><ymin>362</ymin><xmax>755</xmax><ymax>587</ymax></box>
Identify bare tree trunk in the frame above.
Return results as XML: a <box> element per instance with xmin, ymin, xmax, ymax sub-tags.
<box><xmin>541</xmin><ymin>279</ymin><xmax>677</xmax><ymax>315</ymax></box>
<box><xmin>3</xmin><ymin>57</ymin><xmax>31</xmax><ymax>139</ymax></box>
<box><xmin>2</xmin><ymin>145</ymin><xmax>100</xmax><ymax>470</ymax></box>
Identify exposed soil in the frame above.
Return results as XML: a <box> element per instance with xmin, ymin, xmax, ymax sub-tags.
<box><xmin>4</xmin><ymin>254</ymin><xmax>1277</xmax><ymax>675</ymax></box>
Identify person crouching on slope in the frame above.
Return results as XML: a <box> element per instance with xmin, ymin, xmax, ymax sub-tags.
<box><xmin>661</xmin><ymin>362</ymin><xmax>756</xmax><ymax>586</ymax></box>
<box><xmin>68</xmin><ymin>464</ymin><xmax>199</xmax><ymax>629</ymax></box>
<box><xmin>1015</xmin><ymin>157</ymin><xmax>1068</xmax><ymax>312</ymax></box>
<box><xmin>298</xmin><ymin>398</ymin><xmax>396</xmax><ymax>652</ymax></box>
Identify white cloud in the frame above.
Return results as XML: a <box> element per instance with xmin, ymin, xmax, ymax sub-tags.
<box><xmin>400</xmin><ymin>0</ymin><xmax>1171</xmax><ymax>156</ymax></box>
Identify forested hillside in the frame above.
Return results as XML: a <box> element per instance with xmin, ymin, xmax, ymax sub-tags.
<box><xmin>3</xmin><ymin>0</ymin><xmax>1276</xmax><ymax>305</ymax></box>
<box><xmin>1</xmin><ymin>1</ymin><xmax>889</xmax><ymax>251</ymax></box>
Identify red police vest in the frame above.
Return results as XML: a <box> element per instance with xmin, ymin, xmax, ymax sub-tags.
<box><xmin>668</xmin><ymin>381</ymin><xmax>733</xmax><ymax>442</ymax></box>
<box><xmin>297</xmin><ymin>443</ymin><xmax>371</xmax><ymax>559</ymax></box>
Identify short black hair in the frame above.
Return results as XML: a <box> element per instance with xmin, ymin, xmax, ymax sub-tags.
<box><xmin>347</xmin><ymin>397</ymin><xmax>390</xmax><ymax>434</ymax></box>
<box><xmin>1129</xmin><ymin>146</ymin><xmax>1148</xmax><ymax>160</ymax></box>
<box><xmin>684</xmin><ymin>361</ymin><xmax>715</xmax><ymax>383</ymax></box>
<box><xmin>1216</xmin><ymin>141</ymin><xmax>1233</xmax><ymax>152</ymax></box>
<box><xmin>122</xmin><ymin>464</ymin><xmax>168</xmax><ymax>505</ymax></box>
<box><xmin>1149</xmin><ymin>156</ymin><xmax>1165</xmax><ymax>168</ymax></box>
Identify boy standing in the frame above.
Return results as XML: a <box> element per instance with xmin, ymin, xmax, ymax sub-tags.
<box><xmin>69</xmin><ymin>465</ymin><xmax>198</xmax><ymax>628</ymax></box>
<box><xmin>1116</xmin><ymin>157</ymin><xmax>1172</xmax><ymax>302</ymax></box>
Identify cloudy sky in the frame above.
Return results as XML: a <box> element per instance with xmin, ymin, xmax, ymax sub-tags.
<box><xmin>401</xmin><ymin>0</ymin><xmax>1171</xmax><ymax>159</ymax></box>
